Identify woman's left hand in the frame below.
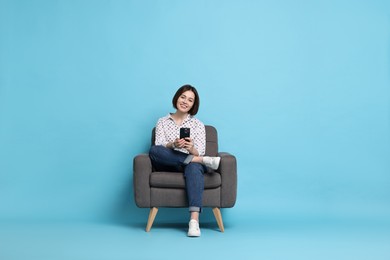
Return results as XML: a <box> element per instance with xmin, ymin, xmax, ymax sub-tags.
<box><xmin>183</xmin><ymin>137</ymin><xmax>194</xmax><ymax>152</ymax></box>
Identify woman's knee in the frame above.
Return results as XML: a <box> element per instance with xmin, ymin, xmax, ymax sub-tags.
<box><xmin>149</xmin><ymin>145</ymin><xmax>164</xmax><ymax>162</ymax></box>
<box><xmin>149</xmin><ymin>145</ymin><xmax>163</xmax><ymax>156</ymax></box>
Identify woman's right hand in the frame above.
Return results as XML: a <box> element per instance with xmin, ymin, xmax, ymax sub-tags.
<box><xmin>174</xmin><ymin>138</ymin><xmax>186</xmax><ymax>149</ymax></box>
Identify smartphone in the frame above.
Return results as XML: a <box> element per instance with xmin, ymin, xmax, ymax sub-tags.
<box><xmin>180</xmin><ymin>128</ymin><xmax>190</xmax><ymax>139</ymax></box>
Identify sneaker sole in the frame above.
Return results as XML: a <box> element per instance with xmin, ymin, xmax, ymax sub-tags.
<box><xmin>187</xmin><ymin>232</ymin><xmax>201</xmax><ymax>237</ymax></box>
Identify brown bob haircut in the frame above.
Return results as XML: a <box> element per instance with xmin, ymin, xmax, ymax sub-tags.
<box><xmin>172</xmin><ymin>84</ymin><xmax>200</xmax><ymax>115</ymax></box>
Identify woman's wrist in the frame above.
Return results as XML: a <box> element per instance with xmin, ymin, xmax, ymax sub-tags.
<box><xmin>188</xmin><ymin>145</ymin><xmax>198</xmax><ymax>155</ymax></box>
<box><xmin>166</xmin><ymin>142</ymin><xmax>175</xmax><ymax>149</ymax></box>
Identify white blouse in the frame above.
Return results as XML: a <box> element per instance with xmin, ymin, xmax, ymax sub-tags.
<box><xmin>154</xmin><ymin>114</ymin><xmax>206</xmax><ymax>156</ymax></box>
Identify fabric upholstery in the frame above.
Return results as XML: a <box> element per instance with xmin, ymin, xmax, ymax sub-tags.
<box><xmin>150</xmin><ymin>171</ymin><xmax>222</xmax><ymax>189</ymax></box>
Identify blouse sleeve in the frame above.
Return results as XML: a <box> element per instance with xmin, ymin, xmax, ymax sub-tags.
<box><xmin>193</xmin><ymin>121</ymin><xmax>206</xmax><ymax>156</ymax></box>
<box><xmin>154</xmin><ymin>118</ymin><xmax>168</xmax><ymax>146</ymax></box>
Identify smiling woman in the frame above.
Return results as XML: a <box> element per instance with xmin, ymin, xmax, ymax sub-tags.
<box><xmin>148</xmin><ymin>84</ymin><xmax>221</xmax><ymax>237</ymax></box>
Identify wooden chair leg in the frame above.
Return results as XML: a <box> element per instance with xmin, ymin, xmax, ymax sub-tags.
<box><xmin>212</xmin><ymin>207</ymin><xmax>225</xmax><ymax>232</ymax></box>
<box><xmin>146</xmin><ymin>207</ymin><xmax>158</xmax><ymax>232</ymax></box>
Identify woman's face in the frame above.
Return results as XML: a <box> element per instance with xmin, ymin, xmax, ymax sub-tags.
<box><xmin>176</xmin><ymin>90</ymin><xmax>195</xmax><ymax>114</ymax></box>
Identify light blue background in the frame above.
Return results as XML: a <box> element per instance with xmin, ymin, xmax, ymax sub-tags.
<box><xmin>1</xmin><ymin>0</ymin><xmax>389</xmax><ymax>223</ymax></box>
<box><xmin>1</xmin><ymin>2</ymin><xmax>390</xmax><ymax>257</ymax></box>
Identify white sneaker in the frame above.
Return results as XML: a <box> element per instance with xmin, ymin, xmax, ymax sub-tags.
<box><xmin>188</xmin><ymin>219</ymin><xmax>201</xmax><ymax>237</ymax></box>
<box><xmin>202</xmin><ymin>156</ymin><xmax>221</xmax><ymax>170</ymax></box>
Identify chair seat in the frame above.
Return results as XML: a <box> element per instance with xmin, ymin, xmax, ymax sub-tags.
<box><xmin>150</xmin><ymin>171</ymin><xmax>221</xmax><ymax>189</ymax></box>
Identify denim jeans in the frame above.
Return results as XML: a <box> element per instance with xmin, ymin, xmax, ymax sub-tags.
<box><xmin>149</xmin><ymin>145</ymin><xmax>207</xmax><ymax>212</ymax></box>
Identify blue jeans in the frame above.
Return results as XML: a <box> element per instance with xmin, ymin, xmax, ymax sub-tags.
<box><xmin>149</xmin><ymin>145</ymin><xmax>207</xmax><ymax>212</ymax></box>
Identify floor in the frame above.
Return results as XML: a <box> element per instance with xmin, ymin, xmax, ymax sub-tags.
<box><xmin>1</xmin><ymin>214</ymin><xmax>389</xmax><ymax>260</ymax></box>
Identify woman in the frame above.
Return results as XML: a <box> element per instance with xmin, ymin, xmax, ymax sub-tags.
<box><xmin>149</xmin><ymin>84</ymin><xmax>220</xmax><ymax>237</ymax></box>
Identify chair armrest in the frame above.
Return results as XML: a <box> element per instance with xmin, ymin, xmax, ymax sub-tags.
<box><xmin>217</xmin><ymin>152</ymin><xmax>237</xmax><ymax>208</ymax></box>
<box><xmin>133</xmin><ymin>153</ymin><xmax>153</xmax><ymax>208</ymax></box>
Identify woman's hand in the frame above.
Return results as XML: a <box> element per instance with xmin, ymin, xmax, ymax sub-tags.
<box><xmin>183</xmin><ymin>137</ymin><xmax>194</xmax><ymax>152</ymax></box>
<box><xmin>173</xmin><ymin>138</ymin><xmax>198</xmax><ymax>155</ymax></box>
<box><xmin>173</xmin><ymin>138</ymin><xmax>186</xmax><ymax>149</ymax></box>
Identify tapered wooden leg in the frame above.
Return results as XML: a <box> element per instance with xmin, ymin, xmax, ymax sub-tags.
<box><xmin>212</xmin><ymin>207</ymin><xmax>225</xmax><ymax>232</ymax></box>
<box><xmin>146</xmin><ymin>207</ymin><xmax>158</xmax><ymax>232</ymax></box>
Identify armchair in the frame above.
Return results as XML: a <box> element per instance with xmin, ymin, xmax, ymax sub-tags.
<box><xmin>133</xmin><ymin>125</ymin><xmax>237</xmax><ymax>232</ymax></box>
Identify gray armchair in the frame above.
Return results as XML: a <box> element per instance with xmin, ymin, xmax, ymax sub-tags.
<box><xmin>133</xmin><ymin>125</ymin><xmax>237</xmax><ymax>232</ymax></box>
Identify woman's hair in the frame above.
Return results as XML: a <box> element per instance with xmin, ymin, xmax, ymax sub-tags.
<box><xmin>172</xmin><ymin>84</ymin><xmax>200</xmax><ymax>115</ymax></box>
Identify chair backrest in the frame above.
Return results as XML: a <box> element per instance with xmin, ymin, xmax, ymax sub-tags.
<box><xmin>151</xmin><ymin>125</ymin><xmax>218</xmax><ymax>156</ymax></box>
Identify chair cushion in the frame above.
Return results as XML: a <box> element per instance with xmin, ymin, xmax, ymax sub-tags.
<box><xmin>150</xmin><ymin>171</ymin><xmax>221</xmax><ymax>189</ymax></box>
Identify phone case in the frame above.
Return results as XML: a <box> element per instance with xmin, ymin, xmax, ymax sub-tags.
<box><xmin>180</xmin><ymin>128</ymin><xmax>190</xmax><ymax>139</ymax></box>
